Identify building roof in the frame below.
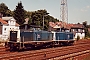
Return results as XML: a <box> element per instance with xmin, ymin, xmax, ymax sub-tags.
<box><xmin>15</xmin><ymin>23</ymin><xmax>20</xmax><ymax>26</ymax></box>
<box><xmin>2</xmin><ymin>17</ymin><xmax>16</xmax><ymax>21</ymax></box>
<box><xmin>0</xmin><ymin>18</ymin><xmax>19</xmax><ymax>26</ymax></box>
<box><xmin>49</xmin><ymin>22</ymin><xmax>84</xmax><ymax>29</ymax></box>
<box><xmin>49</xmin><ymin>22</ymin><xmax>67</xmax><ymax>28</ymax></box>
<box><xmin>70</xmin><ymin>24</ymin><xmax>84</xmax><ymax>28</ymax></box>
<box><xmin>0</xmin><ymin>18</ymin><xmax>8</xmax><ymax>24</ymax></box>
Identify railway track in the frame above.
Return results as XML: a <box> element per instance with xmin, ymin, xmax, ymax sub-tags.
<box><xmin>0</xmin><ymin>40</ymin><xmax>90</xmax><ymax>60</ymax></box>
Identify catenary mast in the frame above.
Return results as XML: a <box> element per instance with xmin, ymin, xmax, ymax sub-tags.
<box><xmin>60</xmin><ymin>0</ymin><xmax>68</xmax><ymax>27</ymax></box>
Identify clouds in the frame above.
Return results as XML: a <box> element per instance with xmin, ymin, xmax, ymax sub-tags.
<box><xmin>80</xmin><ymin>5</ymin><xmax>90</xmax><ymax>12</ymax></box>
<box><xmin>86</xmin><ymin>6</ymin><xmax>90</xmax><ymax>8</ymax></box>
<box><xmin>80</xmin><ymin>9</ymin><xmax>87</xmax><ymax>12</ymax></box>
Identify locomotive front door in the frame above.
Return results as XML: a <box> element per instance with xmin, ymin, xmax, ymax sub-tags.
<box><xmin>10</xmin><ymin>31</ymin><xmax>17</xmax><ymax>42</ymax></box>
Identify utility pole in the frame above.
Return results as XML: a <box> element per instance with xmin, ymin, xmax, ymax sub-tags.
<box><xmin>60</xmin><ymin>0</ymin><xmax>68</xmax><ymax>27</ymax></box>
<box><xmin>43</xmin><ymin>15</ymin><xmax>44</xmax><ymax>30</ymax></box>
<box><xmin>42</xmin><ymin>13</ymin><xmax>49</xmax><ymax>30</ymax></box>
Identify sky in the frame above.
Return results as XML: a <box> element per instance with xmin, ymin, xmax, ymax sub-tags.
<box><xmin>0</xmin><ymin>0</ymin><xmax>90</xmax><ymax>24</ymax></box>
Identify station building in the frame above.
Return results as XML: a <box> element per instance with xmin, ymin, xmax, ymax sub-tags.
<box><xmin>0</xmin><ymin>17</ymin><xmax>20</xmax><ymax>41</ymax></box>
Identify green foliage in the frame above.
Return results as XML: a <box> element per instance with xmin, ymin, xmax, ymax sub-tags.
<box><xmin>0</xmin><ymin>2</ymin><xmax>59</xmax><ymax>30</ymax></box>
<box><xmin>83</xmin><ymin>21</ymin><xmax>87</xmax><ymax>27</ymax></box>
<box><xmin>83</xmin><ymin>21</ymin><xmax>90</xmax><ymax>38</ymax></box>
<box><xmin>86</xmin><ymin>31</ymin><xmax>90</xmax><ymax>38</ymax></box>
<box><xmin>0</xmin><ymin>3</ymin><xmax>12</xmax><ymax>16</ymax></box>
<box><xmin>13</xmin><ymin>1</ymin><xmax>26</xmax><ymax>25</ymax></box>
<box><xmin>29</xmin><ymin>9</ymin><xmax>59</xmax><ymax>30</ymax></box>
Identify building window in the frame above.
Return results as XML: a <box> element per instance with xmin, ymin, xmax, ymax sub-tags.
<box><xmin>4</xmin><ymin>28</ymin><xmax>6</xmax><ymax>31</ymax></box>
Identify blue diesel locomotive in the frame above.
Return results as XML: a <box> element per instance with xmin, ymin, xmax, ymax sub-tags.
<box><xmin>5</xmin><ymin>28</ymin><xmax>74</xmax><ymax>51</ymax></box>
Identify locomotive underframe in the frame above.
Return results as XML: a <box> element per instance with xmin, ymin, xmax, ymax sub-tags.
<box><xmin>5</xmin><ymin>40</ymin><xmax>74</xmax><ymax>51</ymax></box>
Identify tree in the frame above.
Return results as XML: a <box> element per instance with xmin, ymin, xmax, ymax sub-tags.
<box><xmin>83</xmin><ymin>21</ymin><xmax>87</xmax><ymax>28</ymax></box>
<box><xmin>13</xmin><ymin>1</ymin><xmax>26</xmax><ymax>25</ymax></box>
<box><xmin>18</xmin><ymin>9</ymin><xmax>59</xmax><ymax>30</ymax></box>
<box><xmin>0</xmin><ymin>3</ymin><xmax>12</xmax><ymax>16</ymax></box>
<box><xmin>83</xmin><ymin>21</ymin><xmax>87</xmax><ymax>37</ymax></box>
<box><xmin>82</xmin><ymin>21</ymin><xmax>90</xmax><ymax>38</ymax></box>
<box><xmin>15</xmin><ymin>9</ymin><xmax>59</xmax><ymax>30</ymax></box>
